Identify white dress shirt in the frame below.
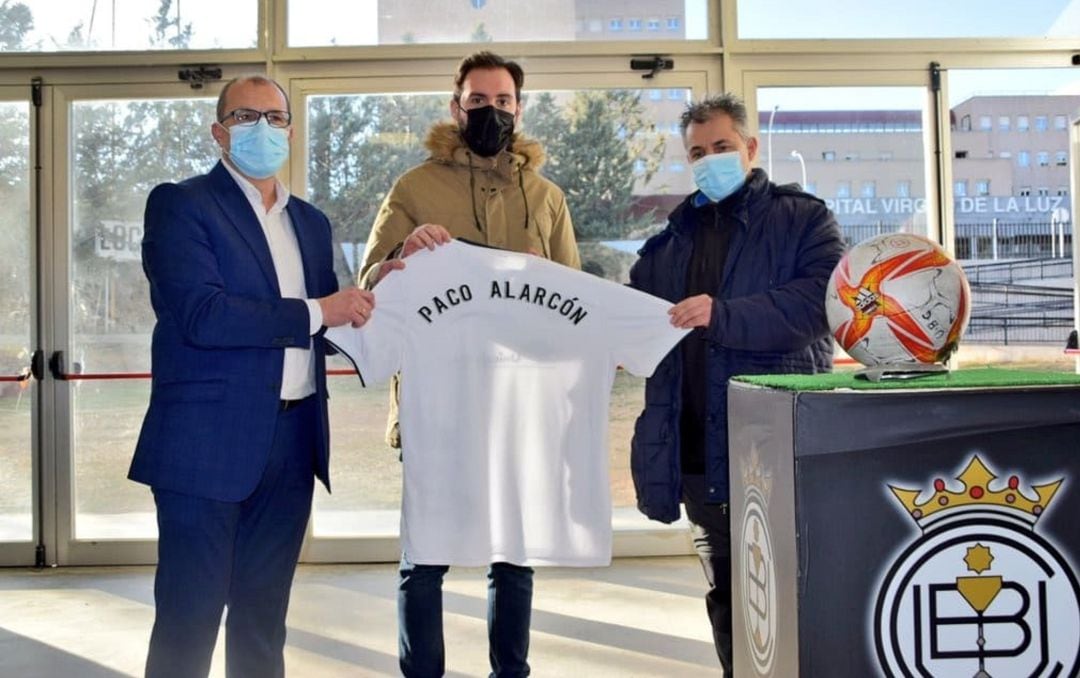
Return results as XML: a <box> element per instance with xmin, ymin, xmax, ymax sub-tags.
<box><xmin>223</xmin><ymin>161</ymin><xmax>324</xmax><ymax>400</ymax></box>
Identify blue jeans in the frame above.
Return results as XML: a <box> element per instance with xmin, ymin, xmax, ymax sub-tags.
<box><xmin>398</xmin><ymin>554</ymin><xmax>534</xmax><ymax>678</ymax></box>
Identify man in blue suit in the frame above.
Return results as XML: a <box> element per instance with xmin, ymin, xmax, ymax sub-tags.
<box><xmin>130</xmin><ymin>74</ymin><xmax>380</xmax><ymax>678</ymax></box>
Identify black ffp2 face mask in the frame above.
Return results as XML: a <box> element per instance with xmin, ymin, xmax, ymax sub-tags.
<box><xmin>460</xmin><ymin>105</ymin><xmax>516</xmax><ymax>157</ymax></box>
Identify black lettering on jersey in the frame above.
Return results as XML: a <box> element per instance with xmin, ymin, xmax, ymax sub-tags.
<box><xmin>489</xmin><ymin>279</ymin><xmax>589</xmax><ymax>326</ymax></box>
<box><xmin>418</xmin><ymin>285</ymin><xmax>474</xmax><ymax>323</ymax></box>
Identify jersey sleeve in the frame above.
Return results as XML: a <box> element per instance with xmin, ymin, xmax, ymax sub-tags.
<box><xmin>323</xmin><ymin>273</ymin><xmax>408</xmax><ymax>386</ymax></box>
<box><xmin>606</xmin><ymin>284</ymin><xmax>689</xmax><ymax>378</ymax></box>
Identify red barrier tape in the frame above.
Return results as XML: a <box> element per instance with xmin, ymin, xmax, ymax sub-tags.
<box><xmin>56</xmin><ymin>369</ymin><xmax>360</xmax><ymax>380</ymax></box>
<box><xmin>61</xmin><ymin>372</ymin><xmax>152</xmax><ymax>380</ymax></box>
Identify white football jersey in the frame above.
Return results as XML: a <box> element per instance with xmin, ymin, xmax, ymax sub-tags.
<box><xmin>327</xmin><ymin>240</ymin><xmax>688</xmax><ymax>566</ymax></box>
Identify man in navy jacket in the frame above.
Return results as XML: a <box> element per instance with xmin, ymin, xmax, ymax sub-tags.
<box><xmin>130</xmin><ymin>74</ymin><xmax>376</xmax><ymax>678</ymax></box>
<box><xmin>629</xmin><ymin>93</ymin><xmax>845</xmax><ymax>675</ymax></box>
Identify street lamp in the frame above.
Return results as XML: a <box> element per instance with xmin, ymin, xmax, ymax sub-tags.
<box><xmin>767</xmin><ymin>105</ymin><xmax>779</xmax><ymax>176</ymax></box>
<box><xmin>790</xmin><ymin>149</ymin><xmax>807</xmax><ymax>190</ymax></box>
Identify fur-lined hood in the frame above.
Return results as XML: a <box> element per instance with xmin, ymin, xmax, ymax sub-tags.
<box><xmin>359</xmin><ymin>120</ymin><xmax>580</xmax><ymax>291</ymax></box>
<box><xmin>423</xmin><ymin>121</ymin><xmax>547</xmax><ymax>171</ymax></box>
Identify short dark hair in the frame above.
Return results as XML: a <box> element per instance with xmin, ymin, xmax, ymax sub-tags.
<box><xmin>216</xmin><ymin>74</ymin><xmax>290</xmax><ymax>123</ymax></box>
<box><xmin>680</xmin><ymin>93</ymin><xmax>751</xmax><ymax>142</ymax></box>
<box><xmin>453</xmin><ymin>51</ymin><xmax>525</xmax><ymax>102</ymax></box>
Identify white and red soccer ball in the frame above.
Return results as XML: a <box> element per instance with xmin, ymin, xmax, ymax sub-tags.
<box><xmin>826</xmin><ymin>233</ymin><xmax>971</xmax><ymax>367</ymax></box>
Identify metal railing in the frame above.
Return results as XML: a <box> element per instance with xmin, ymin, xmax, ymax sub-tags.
<box><xmin>962</xmin><ymin>273</ymin><xmax>1074</xmax><ymax>345</ymax></box>
<box><xmin>960</xmin><ymin>258</ymin><xmax>1073</xmax><ymax>285</ymax></box>
<box><xmin>964</xmin><ymin>317</ymin><xmax>1076</xmax><ymax>345</ymax></box>
<box><xmin>967</xmin><ymin>281</ymin><xmax>1074</xmax><ymax>312</ymax></box>
<box><xmin>841</xmin><ymin>220</ymin><xmax>1074</xmax><ymax>263</ymax></box>
<box><xmin>955</xmin><ymin>220</ymin><xmax>1073</xmax><ymax>260</ymax></box>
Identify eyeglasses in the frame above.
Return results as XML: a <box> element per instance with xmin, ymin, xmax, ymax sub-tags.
<box><xmin>220</xmin><ymin>108</ymin><xmax>292</xmax><ymax>128</ymax></box>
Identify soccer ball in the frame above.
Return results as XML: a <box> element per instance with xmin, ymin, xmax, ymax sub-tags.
<box><xmin>826</xmin><ymin>233</ymin><xmax>970</xmax><ymax>367</ymax></box>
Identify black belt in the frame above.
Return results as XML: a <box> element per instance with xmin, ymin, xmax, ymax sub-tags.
<box><xmin>279</xmin><ymin>395</ymin><xmax>313</xmax><ymax>412</ymax></box>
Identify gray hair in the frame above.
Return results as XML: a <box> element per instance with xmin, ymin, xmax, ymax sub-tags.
<box><xmin>679</xmin><ymin>93</ymin><xmax>751</xmax><ymax>142</ymax></box>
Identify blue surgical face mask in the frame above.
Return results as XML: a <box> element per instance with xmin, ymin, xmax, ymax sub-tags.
<box><xmin>224</xmin><ymin>119</ymin><xmax>290</xmax><ymax>179</ymax></box>
<box><xmin>691</xmin><ymin>151</ymin><xmax>747</xmax><ymax>203</ymax></box>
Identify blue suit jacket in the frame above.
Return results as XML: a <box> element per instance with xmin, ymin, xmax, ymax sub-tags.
<box><xmin>130</xmin><ymin>162</ymin><xmax>339</xmax><ymax>502</ymax></box>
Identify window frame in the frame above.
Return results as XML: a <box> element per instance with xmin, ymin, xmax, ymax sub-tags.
<box><xmin>3</xmin><ymin>0</ymin><xmax>1078</xmax><ymax>568</ymax></box>
<box><xmin>284</xmin><ymin>65</ymin><xmax>713</xmax><ymax>562</ymax></box>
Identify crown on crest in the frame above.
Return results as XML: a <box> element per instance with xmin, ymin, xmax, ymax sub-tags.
<box><xmin>740</xmin><ymin>445</ymin><xmax>773</xmax><ymax>500</ymax></box>
<box><xmin>889</xmin><ymin>455</ymin><xmax>1062</xmax><ymax>527</ymax></box>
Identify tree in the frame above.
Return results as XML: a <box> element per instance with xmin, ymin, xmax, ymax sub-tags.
<box><xmin>0</xmin><ymin>0</ymin><xmax>33</xmax><ymax>51</ymax></box>
<box><xmin>148</xmin><ymin>0</ymin><xmax>193</xmax><ymax>49</ymax></box>
<box><xmin>0</xmin><ymin>104</ymin><xmax>31</xmax><ymax>349</ymax></box>
<box><xmin>304</xmin><ymin>87</ymin><xmax>667</xmax><ymax>284</ymax></box>
<box><xmin>59</xmin><ymin>22</ymin><xmax>88</xmax><ymax>50</ymax></box>
<box><xmin>471</xmin><ymin>23</ymin><xmax>493</xmax><ymax>43</ymax></box>
<box><xmin>0</xmin><ymin>2</ymin><xmax>32</xmax><ymax>352</ymax></box>
<box><xmin>67</xmin><ymin>1</ymin><xmax>207</xmax><ymax>336</ymax></box>
<box><xmin>307</xmin><ymin>93</ymin><xmax>445</xmax><ymax>285</ymax></box>
<box><xmin>524</xmin><ymin>90</ymin><xmax>666</xmax><ymax>241</ymax></box>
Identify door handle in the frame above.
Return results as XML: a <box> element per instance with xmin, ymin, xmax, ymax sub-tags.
<box><xmin>31</xmin><ymin>349</ymin><xmax>44</xmax><ymax>380</ymax></box>
<box><xmin>48</xmin><ymin>350</ymin><xmax>68</xmax><ymax>380</ymax></box>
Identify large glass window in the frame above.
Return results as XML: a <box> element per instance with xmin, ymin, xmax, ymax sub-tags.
<box><xmin>738</xmin><ymin>0</ymin><xmax>1079</xmax><ymax>40</ymax></box>
<box><xmin>757</xmin><ymin>86</ymin><xmax>929</xmax><ymax>245</ymax></box>
<box><xmin>305</xmin><ymin>86</ymin><xmax>686</xmax><ymax>536</ymax></box>
<box><xmin>69</xmin><ymin>96</ymin><xmax>217</xmax><ymax>538</ymax></box>
<box><xmin>0</xmin><ymin>100</ymin><xmax>32</xmax><ymax>543</ymax></box>
<box><xmin>0</xmin><ymin>0</ymin><xmax>258</xmax><ymax>52</ymax></box>
<box><xmin>288</xmin><ymin>0</ymin><xmax>709</xmax><ymax>46</ymax></box>
<box><xmin>948</xmin><ymin>68</ymin><xmax>1078</xmax><ymax>346</ymax></box>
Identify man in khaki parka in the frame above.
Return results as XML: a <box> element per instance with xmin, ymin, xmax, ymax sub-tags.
<box><xmin>358</xmin><ymin>50</ymin><xmax>580</xmax><ymax>678</ymax></box>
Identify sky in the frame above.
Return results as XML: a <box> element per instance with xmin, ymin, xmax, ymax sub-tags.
<box><xmin>737</xmin><ymin>0</ymin><xmax>1079</xmax><ymax>39</ymax></box>
<box><xmin>17</xmin><ymin>0</ymin><xmax>691</xmax><ymax>48</ymax></box>
<box><xmin>18</xmin><ymin>0</ymin><xmax>258</xmax><ymax>50</ymax></box>
<box><xmin>15</xmin><ymin>1</ymin><xmax>1080</xmax><ymax>109</ymax></box>
<box><xmin>24</xmin><ymin>0</ymin><xmax>1076</xmax><ymax>49</ymax></box>
<box><xmin>758</xmin><ymin>68</ymin><xmax>1080</xmax><ymax>115</ymax></box>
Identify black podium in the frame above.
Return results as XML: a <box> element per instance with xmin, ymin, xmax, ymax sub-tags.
<box><xmin>727</xmin><ymin>369</ymin><xmax>1080</xmax><ymax>677</ymax></box>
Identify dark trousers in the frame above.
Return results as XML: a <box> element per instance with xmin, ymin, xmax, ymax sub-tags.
<box><xmin>398</xmin><ymin>554</ymin><xmax>534</xmax><ymax>678</ymax></box>
<box><xmin>683</xmin><ymin>473</ymin><xmax>734</xmax><ymax>677</ymax></box>
<box><xmin>145</xmin><ymin>397</ymin><xmax>316</xmax><ymax>678</ymax></box>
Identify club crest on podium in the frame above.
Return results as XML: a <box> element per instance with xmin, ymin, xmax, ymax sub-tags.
<box><xmin>739</xmin><ymin>445</ymin><xmax>777</xmax><ymax>677</ymax></box>
<box><xmin>873</xmin><ymin>455</ymin><xmax>1079</xmax><ymax>677</ymax></box>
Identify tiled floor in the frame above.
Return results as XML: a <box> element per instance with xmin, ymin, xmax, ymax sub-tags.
<box><xmin>0</xmin><ymin>556</ymin><xmax>721</xmax><ymax>677</ymax></box>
